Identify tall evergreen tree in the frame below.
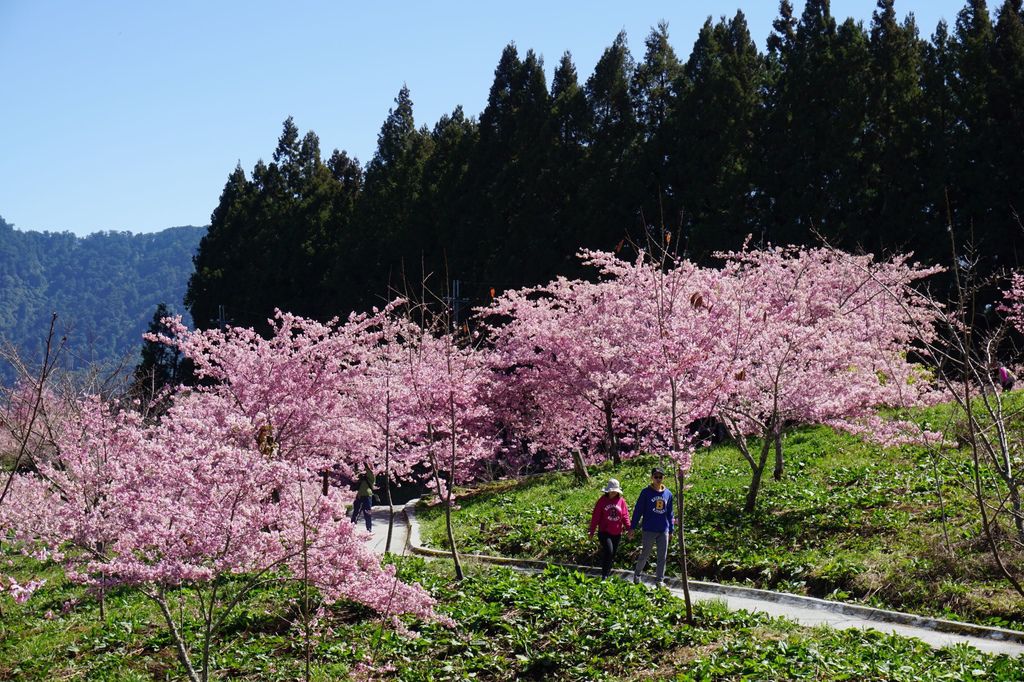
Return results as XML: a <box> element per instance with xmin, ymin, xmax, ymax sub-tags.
<box><xmin>273</xmin><ymin>116</ymin><xmax>302</xmax><ymax>187</ymax></box>
<box><xmin>581</xmin><ymin>32</ymin><xmax>640</xmax><ymax>251</ymax></box>
<box><xmin>757</xmin><ymin>0</ymin><xmax>871</xmax><ymax>247</ymax></box>
<box><xmin>465</xmin><ymin>45</ymin><xmax>559</xmax><ymax>290</ymax></box>
<box><xmin>323</xmin><ymin>149</ymin><xmax>365</xmax><ymax>312</ymax></box>
<box><xmin>548</xmin><ymin>52</ymin><xmax>592</xmax><ymax>277</ymax></box>
<box><xmin>131</xmin><ymin>302</ymin><xmax>184</xmax><ymax>406</ymax></box>
<box><xmin>758</xmin><ymin>1</ymin><xmax>801</xmax><ymax>248</ymax></box>
<box><xmin>859</xmin><ymin>1</ymin><xmax>928</xmax><ymax>254</ymax></box>
<box><xmin>947</xmin><ymin>1</ymin><xmax>998</xmax><ymax>259</ymax></box>
<box><xmin>921</xmin><ymin>19</ymin><xmax>957</xmax><ymax>261</ymax></box>
<box><xmin>632</xmin><ymin>22</ymin><xmax>681</xmax><ymax>136</ymax></box>
<box><xmin>767</xmin><ymin>0</ymin><xmax>798</xmax><ymax>56</ymax></box>
<box><xmin>416</xmin><ymin>106</ymin><xmax>478</xmax><ymax>285</ymax></box>
<box><xmin>631</xmin><ymin>22</ymin><xmax>683</xmax><ymax>242</ymax></box>
<box><xmin>990</xmin><ymin>0</ymin><xmax>1024</xmax><ymax>265</ymax></box>
<box><xmin>670</xmin><ymin>12</ymin><xmax>764</xmax><ymax>259</ymax></box>
<box><xmin>286</xmin><ymin>130</ymin><xmax>354</xmax><ymax>319</ymax></box>
<box><xmin>243</xmin><ymin>119</ymin><xmax>333</xmax><ymax>322</ymax></box>
<box><xmin>550</xmin><ymin>52</ymin><xmax>592</xmax><ymax>150</ymax></box>
<box><xmin>188</xmin><ymin>118</ymin><xmax>362</xmax><ymax>329</ymax></box>
<box><xmin>356</xmin><ymin>86</ymin><xmax>433</xmax><ymax>301</ymax></box>
<box><xmin>185</xmin><ymin>164</ymin><xmax>256</xmax><ymax>330</ymax></box>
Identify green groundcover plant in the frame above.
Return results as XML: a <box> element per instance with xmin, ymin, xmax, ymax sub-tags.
<box><xmin>0</xmin><ymin>555</ymin><xmax>1019</xmax><ymax>681</ymax></box>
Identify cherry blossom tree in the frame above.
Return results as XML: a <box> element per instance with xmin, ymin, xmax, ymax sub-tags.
<box><xmin>402</xmin><ymin>316</ymin><xmax>495</xmax><ymax>580</ymax></box>
<box><xmin>152</xmin><ymin>310</ymin><xmax>385</xmax><ymax>477</ymax></box>
<box><xmin>482</xmin><ymin>270</ymin><xmax>657</xmax><ymax>479</ymax></box>
<box><xmin>581</xmin><ymin>245</ymin><xmax>739</xmax><ymax>622</ymax></box>
<box><xmin>711</xmin><ymin>246</ymin><xmax>940</xmax><ymax>513</ymax></box>
<box><xmin>0</xmin><ymin>313</ymin><xmax>67</xmax><ymax>611</ymax></box>
<box><xmin>349</xmin><ymin>311</ymin><xmax>423</xmax><ymax>553</ymax></box>
<box><xmin>574</xmin><ymin>249</ymin><xmax>732</xmax><ymax>455</ymax></box>
<box><xmin>0</xmin><ymin>313</ymin><xmax>65</xmax><ymax>506</ymax></box>
<box><xmin>1</xmin><ymin>310</ymin><xmax>444</xmax><ymax>682</ymax></box>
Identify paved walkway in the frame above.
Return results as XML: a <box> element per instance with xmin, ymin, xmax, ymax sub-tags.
<box><xmin>364</xmin><ymin>502</ymin><xmax>1024</xmax><ymax>658</ymax></box>
<box><xmin>360</xmin><ymin>505</ymin><xmax>411</xmax><ymax>556</ymax></box>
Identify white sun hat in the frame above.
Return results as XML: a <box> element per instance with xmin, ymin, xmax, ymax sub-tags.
<box><xmin>603</xmin><ymin>478</ymin><xmax>622</xmax><ymax>494</ymax></box>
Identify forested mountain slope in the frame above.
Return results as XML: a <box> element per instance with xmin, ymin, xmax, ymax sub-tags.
<box><xmin>0</xmin><ymin>216</ymin><xmax>203</xmax><ymax>381</ymax></box>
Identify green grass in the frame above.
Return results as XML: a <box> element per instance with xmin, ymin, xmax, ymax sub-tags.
<box><xmin>1</xmin><ymin>554</ymin><xmax>1020</xmax><ymax>680</ymax></box>
<box><xmin>418</xmin><ymin>423</ymin><xmax>1024</xmax><ymax>630</ymax></box>
<box><xmin>4</xmin><ymin>395</ymin><xmax>1023</xmax><ymax>678</ymax></box>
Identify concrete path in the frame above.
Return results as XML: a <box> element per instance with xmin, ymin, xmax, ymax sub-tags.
<box><xmin>366</xmin><ymin>501</ymin><xmax>1024</xmax><ymax>658</ymax></box>
<box><xmin>360</xmin><ymin>505</ymin><xmax>411</xmax><ymax>556</ymax></box>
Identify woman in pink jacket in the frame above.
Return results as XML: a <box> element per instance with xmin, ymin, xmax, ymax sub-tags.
<box><xmin>588</xmin><ymin>478</ymin><xmax>631</xmax><ymax>579</ymax></box>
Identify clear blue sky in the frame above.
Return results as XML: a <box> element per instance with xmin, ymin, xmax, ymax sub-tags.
<box><xmin>0</xmin><ymin>0</ymin><xmax>972</xmax><ymax>237</ymax></box>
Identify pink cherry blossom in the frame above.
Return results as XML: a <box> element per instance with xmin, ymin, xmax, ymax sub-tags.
<box><xmin>2</xmin><ymin>308</ymin><xmax>443</xmax><ymax>682</ymax></box>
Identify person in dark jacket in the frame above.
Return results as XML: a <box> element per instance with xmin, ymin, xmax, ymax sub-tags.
<box><xmin>350</xmin><ymin>467</ymin><xmax>376</xmax><ymax>531</ymax></box>
<box><xmin>631</xmin><ymin>467</ymin><xmax>674</xmax><ymax>587</ymax></box>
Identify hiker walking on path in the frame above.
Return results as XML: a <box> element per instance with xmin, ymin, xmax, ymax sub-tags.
<box><xmin>588</xmin><ymin>478</ymin><xmax>631</xmax><ymax>579</ymax></box>
<box><xmin>631</xmin><ymin>467</ymin><xmax>674</xmax><ymax>587</ymax></box>
<box><xmin>351</xmin><ymin>467</ymin><xmax>376</xmax><ymax>531</ymax></box>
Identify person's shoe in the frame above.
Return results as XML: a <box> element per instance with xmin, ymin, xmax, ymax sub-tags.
<box><xmin>656</xmin><ymin>581</ymin><xmax>667</xmax><ymax>590</ymax></box>
<box><xmin>632</xmin><ymin>574</ymin><xmax>641</xmax><ymax>585</ymax></box>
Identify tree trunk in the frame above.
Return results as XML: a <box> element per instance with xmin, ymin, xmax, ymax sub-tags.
<box><xmin>994</xmin><ymin>409</ymin><xmax>1024</xmax><ymax>543</ymax></box>
<box><xmin>384</xmin><ymin>476</ymin><xmax>395</xmax><ymax>555</ymax></box>
<box><xmin>571</xmin><ymin>450</ymin><xmax>590</xmax><ymax>484</ymax></box>
<box><xmin>384</xmin><ymin>396</ymin><xmax>395</xmax><ymax>554</ymax></box>
<box><xmin>1009</xmin><ymin>484</ymin><xmax>1024</xmax><ymax>545</ymax></box>
<box><xmin>675</xmin><ymin>468</ymin><xmax>694</xmax><ymax>624</ymax></box>
<box><xmin>201</xmin><ymin>585</ymin><xmax>216</xmax><ymax>682</ymax></box>
<box><xmin>603</xmin><ymin>401</ymin><xmax>620</xmax><ymax>466</ymax></box>
<box><xmin>442</xmin><ymin>492</ymin><xmax>464</xmax><ymax>580</ymax></box>
<box><xmin>667</xmin><ymin>378</ymin><xmax>693</xmax><ymax>623</ymax></box>
<box><xmin>772</xmin><ymin>430</ymin><xmax>784</xmax><ymax>481</ymax></box>
<box><xmin>446</xmin><ymin>398</ymin><xmax>465</xmax><ymax>580</ymax></box>
<box><xmin>744</xmin><ymin>438</ymin><xmax>772</xmax><ymax>514</ymax></box>
<box><xmin>427</xmin><ymin>424</ymin><xmax>463</xmax><ymax>580</ymax></box>
<box><xmin>300</xmin><ymin>487</ymin><xmax>312</xmax><ymax>682</ymax></box>
<box><xmin>96</xmin><ymin>541</ymin><xmax>106</xmax><ymax>621</ymax></box>
<box><xmin>153</xmin><ymin>590</ymin><xmax>201</xmax><ymax>682</ymax></box>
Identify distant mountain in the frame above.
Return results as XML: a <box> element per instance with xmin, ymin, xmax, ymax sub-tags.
<box><xmin>0</xmin><ymin>216</ymin><xmax>204</xmax><ymax>383</ymax></box>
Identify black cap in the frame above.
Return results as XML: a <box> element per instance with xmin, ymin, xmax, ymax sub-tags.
<box><xmin>652</xmin><ymin>467</ymin><xmax>665</xmax><ymax>476</ymax></box>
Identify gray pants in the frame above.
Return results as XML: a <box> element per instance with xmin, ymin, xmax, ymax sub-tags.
<box><xmin>634</xmin><ymin>530</ymin><xmax>670</xmax><ymax>583</ymax></box>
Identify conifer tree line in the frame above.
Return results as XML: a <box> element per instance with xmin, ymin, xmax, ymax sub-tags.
<box><xmin>186</xmin><ymin>0</ymin><xmax>1024</xmax><ymax>332</ymax></box>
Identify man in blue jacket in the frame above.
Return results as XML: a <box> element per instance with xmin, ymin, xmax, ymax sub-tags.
<box><xmin>631</xmin><ymin>467</ymin><xmax>673</xmax><ymax>587</ymax></box>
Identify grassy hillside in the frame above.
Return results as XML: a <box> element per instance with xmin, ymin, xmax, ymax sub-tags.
<box><xmin>3</xmin><ymin>400</ymin><xmax>1023</xmax><ymax>678</ymax></box>
<box><xmin>418</xmin><ymin>419</ymin><xmax>1024</xmax><ymax>630</ymax></box>
<box><xmin>1</xmin><ymin>555</ymin><xmax>1019</xmax><ymax>681</ymax></box>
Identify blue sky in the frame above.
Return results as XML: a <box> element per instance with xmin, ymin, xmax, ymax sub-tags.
<box><xmin>1</xmin><ymin>1</ymin><xmax>971</xmax><ymax>236</ymax></box>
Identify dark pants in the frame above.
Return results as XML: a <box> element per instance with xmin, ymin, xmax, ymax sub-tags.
<box><xmin>351</xmin><ymin>495</ymin><xmax>372</xmax><ymax>531</ymax></box>
<box><xmin>597</xmin><ymin>531</ymin><xmax>621</xmax><ymax>579</ymax></box>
